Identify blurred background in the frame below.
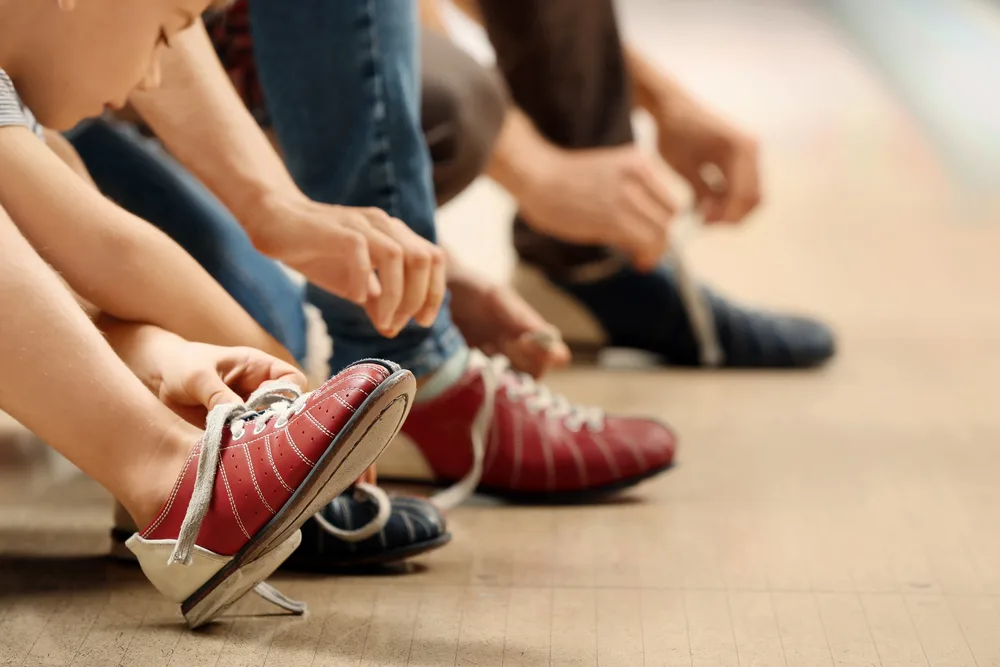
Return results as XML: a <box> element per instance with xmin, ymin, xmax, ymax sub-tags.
<box><xmin>3</xmin><ymin>0</ymin><xmax>1000</xmax><ymax>663</ymax></box>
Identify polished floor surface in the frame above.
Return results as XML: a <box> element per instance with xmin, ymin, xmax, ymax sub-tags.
<box><xmin>3</xmin><ymin>0</ymin><xmax>1000</xmax><ymax>665</ymax></box>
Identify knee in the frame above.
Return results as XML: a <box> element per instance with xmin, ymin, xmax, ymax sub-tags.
<box><xmin>422</xmin><ymin>34</ymin><xmax>508</xmax><ymax>205</ymax></box>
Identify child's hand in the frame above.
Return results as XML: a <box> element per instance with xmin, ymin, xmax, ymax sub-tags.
<box><xmin>156</xmin><ymin>341</ymin><xmax>307</xmax><ymax>425</ymax></box>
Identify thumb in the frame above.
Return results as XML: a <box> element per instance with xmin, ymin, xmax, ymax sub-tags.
<box><xmin>187</xmin><ymin>369</ymin><xmax>244</xmax><ymax>413</ymax></box>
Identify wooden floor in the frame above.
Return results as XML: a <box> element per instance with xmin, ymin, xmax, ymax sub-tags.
<box><xmin>4</xmin><ymin>1</ymin><xmax>1000</xmax><ymax>665</ymax></box>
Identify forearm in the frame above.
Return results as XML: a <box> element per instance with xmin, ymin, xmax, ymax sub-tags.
<box><xmin>42</xmin><ymin>128</ymin><xmax>97</xmax><ymax>187</ymax></box>
<box><xmin>97</xmin><ymin>315</ymin><xmax>184</xmax><ymax>396</ymax></box>
<box><xmin>0</xmin><ymin>126</ymin><xmax>295</xmax><ymax>365</ymax></box>
<box><xmin>128</xmin><ymin>20</ymin><xmax>300</xmax><ymax>247</ymax></box>
<box><xmin>417</xmin><ymin>0</ymin><xmax>543</xmax><ymax>202</ymax></box>
<box><xmin>626</xmin><ymin>46</ymin><xmax>695</xmax><ymax>119</ymax></box>
<box><xmin>485</xmin><ymin>106</ymin><xmax>558</xmax><ymax>204</ymax></box>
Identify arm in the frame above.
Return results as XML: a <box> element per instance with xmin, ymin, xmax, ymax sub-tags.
<box><xmin>98</xmin><ymin>316</ymin><xmax>197</xmax><ymax>398</ymax></box>
<box><xmin>128</xmin><ymin>21</ymin><xmax>299</xmax><ymax>248</ymax></box>
<box><xmin>0</xmin><ymin>124</ymin><xmax>295</xmax><ymax>364</ymax></box>
<box><xmin>430</xmin><ymin>0</ymin><xmax>758</xmax><ymax>225</ymax></box>
<box><xmin>98</xmin><ymin>314</ymin><xmax>306</xmax><ymax>425</ymax></box>
<box><xmin>129</xmin><ymin>21</ymin><xmax>446</xmax><ymax>335</ymax></box>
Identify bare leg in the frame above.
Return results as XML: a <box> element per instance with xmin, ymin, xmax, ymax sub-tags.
<box><xmin>0</xmin><ymin>202</ymin><xmax>198</xmax><ymax>526</ymax></box>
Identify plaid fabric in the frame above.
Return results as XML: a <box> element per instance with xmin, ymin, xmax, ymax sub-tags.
<box><xmin>206</xmin><ymin>0</ymin><xmax>270</xmax><ymax>126</ymax></box>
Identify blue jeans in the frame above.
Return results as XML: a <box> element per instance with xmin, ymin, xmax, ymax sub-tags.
<box><xmin>68</xmin><ymin>119</ymin><xmax>309</xmax><ymax>364</ymax></box>
<box><xmin>249</xmin><ymin>0</ymin><xmax>463</xmax><ymax>377</ymax></box>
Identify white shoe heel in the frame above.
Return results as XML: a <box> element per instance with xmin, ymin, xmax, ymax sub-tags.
<box><xmin>127</xmin><ymin>530</ymin><xmax>303</xmax><ymax>629</ymax></box>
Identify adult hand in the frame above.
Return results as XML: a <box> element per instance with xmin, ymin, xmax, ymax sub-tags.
<box><xmin>447</xmin><ymin>251</ymin><xmax>570</xmax><ymax>378</ymax></box>
<box><xmin>652</xmin><ymin>95</ymin><xmax>761</xmax><ymax>223</ymax></box>
<box><xmin>517</xmin><ymin>145</ymin><xmax>678</xmax><ymax>272</ymax></box>
<box><xmin>251</xmin><ymin>193</ymin><xmax>446</xmax><ymax>338</ymax></box>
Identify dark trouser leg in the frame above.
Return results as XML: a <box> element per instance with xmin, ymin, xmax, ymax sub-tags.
<box><xmin>476</xmin><ymin>0</ymin><xmax>632</xmax><ymax>276</ymax></box>
<box><xmin>421</xmin><ymin>29</ymin><xmax>508</xmax><ymax>206</ymax></box>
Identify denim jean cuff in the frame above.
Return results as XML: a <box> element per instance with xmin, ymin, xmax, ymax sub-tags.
<box><xmin>382</xmin><ymin>325</ymin><xmax>465</xmax><ymax>379</ymax></box>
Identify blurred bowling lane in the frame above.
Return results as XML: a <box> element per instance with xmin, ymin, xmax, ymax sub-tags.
<box><xmin>439</xmin><ymin>0</ymin><xmax>1000</xmax><ymax>425</ymax></box>
<box><xmin>609</xmin><ymin>0</ymin><xmax>1000</xmax><ymax>338</ymax></box>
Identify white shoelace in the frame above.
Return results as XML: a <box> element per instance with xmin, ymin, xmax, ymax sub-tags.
<box><xmin>168</xmin><ymin>381</ymin><xmax>310</xmax><ymax>567</ymax></box>
<box><xmin>431</xmin><ymin>350</ymin><xmax>605</xmax><ymax>511</ymax></box>
<box><xmin>668</xmin><ymin>209</ymin><xmax>724</xmax><ymax>366</ymax></box>
<box><xmin>312</xmin><ymin>482</ymin><xmax>392</xmax><ymax>542</ymax></box>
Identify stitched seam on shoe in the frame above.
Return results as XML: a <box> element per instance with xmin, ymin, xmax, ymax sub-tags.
<box><xmin>405</xmin><ymin>506</ymin><xmax>435</xmax><ymax>533</ymax></box>
<box><xmin>330</xmin><ymin>392</ymin><xmax>359</xmax><ymax>413</ymax></box>
<box><xmin>560</xmin><ymin>429</ymin><xmax>589</xmax><ymax>488</ymax></box>
<box><xmin>306</xmin><ymin>384</ymin><xmax>370</xmax><ymax>417</ymax></box>
<box><xmin>142</xmin><ymin>443</ymin><xmax>199</xmax><ymax>537</ymax></box>
<box><xmin>221</xmin><ymin>431</ymin><xmax>268</xmax><ymax>451</ymax></box>
<box><xmin>482</xmin><ymin>403</ymin><xmax>501</xmax><ymax>478</ymax></box>
<box><xmin>219</xmin><ymin>464</ymin><xmax>252</xmax><ymax>540</ymax></box>
<box><xmin>302</xmin><ymin>387</ymin><xmax>368</xmax><ymax>422</ymax></box>
<box><xmin>242</xmin><ymin>443</ymin><xmax>275</xmax><ymax>515</ymax></box>
<box><xmin>283</xmin><ymin>426</ymin><xmax>316</xmax><ymax>468</ymax></box>
<box><xmin>312</xmin><ymin>371</ymin><xmax>381</xmax><ymax>400</ymax></box>
<box><xmin>541</xmin><ymin>428</ymin><xmax>556</xmax><ymax>491</ymax></box>
<box><xmin>589</xmin><ymin>432</ymin><xmax>622</xmax><ymax>479</ymax></box>
<box><xmin>618</xmin><ymin>432</ymin><xmax>647</xmax><ymax>469</ymax></box>
<box><xmin>349</xmin><ymin>365</ymin><xmax>389</xmax><ymax>382</ymax></box>
<box><xmin>265</xmin><ymin>434</ymin><xmax>294</xmax><ymax>493</ymax></box>
<box><xmin>510</xmin><ymin>410</ymin><xmax>523</xmax><ymax>489</ymax></box>
<box><xmin>400</xmin><ymin>511</ymin><xmax>416</xmax><ymax>542</ymax></box>
<box><xmin>305</xmin><ymin>412</ymin><xmax>335</xmax><ymax>439</ymax></box>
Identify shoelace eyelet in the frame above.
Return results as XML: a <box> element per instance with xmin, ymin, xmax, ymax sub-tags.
<box><xmin>252</xmin><ymin>418</ymin><xmax>268</xmax><ymax>436</ymax></box>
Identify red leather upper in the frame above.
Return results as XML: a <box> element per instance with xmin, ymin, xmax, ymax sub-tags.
<box><xmin>400</xmin><ymin>367</ymin><xmax>676</xmax><ymax>493</ymax></box>
<box><xmin>142</xmin><ymin>362</ymin><xmax>391</xmax><ymax>556</ymax></box>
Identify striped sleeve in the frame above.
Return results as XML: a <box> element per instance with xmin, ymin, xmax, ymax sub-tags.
<box><xmin>0</xmin><ymin>69</ymin><xmax>43</xmax><ymax>137</ymax></box>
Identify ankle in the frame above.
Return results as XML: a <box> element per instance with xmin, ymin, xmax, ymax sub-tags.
<box><xmin>119</xmin><ymin>418</ymin><xmax>200</xmax><ymax>529</ymax></box>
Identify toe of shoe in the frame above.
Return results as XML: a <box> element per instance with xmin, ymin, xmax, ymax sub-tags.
<box><xmin>386</xmin><ymin>496</ymin><xmax>448</xmax><ymax>545</ymax></box>
<box><xmin>305</xmin><ymin>362</ymin><xmax>395</xmax><ymax>426</ymax></box>
<box><xmin>605</xmin><ymin>416</ymin><xmax>678</xmax><ymax>473</ymax></box>
<box><xmin>775</xmin><ymin>315</ymin><xmax>836</xmax><ymax>367</ymax></box>
<box><xmin>292</xmin><ymin>494</ymin><xmax>447</xmax><ymax>569</ymax></box>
